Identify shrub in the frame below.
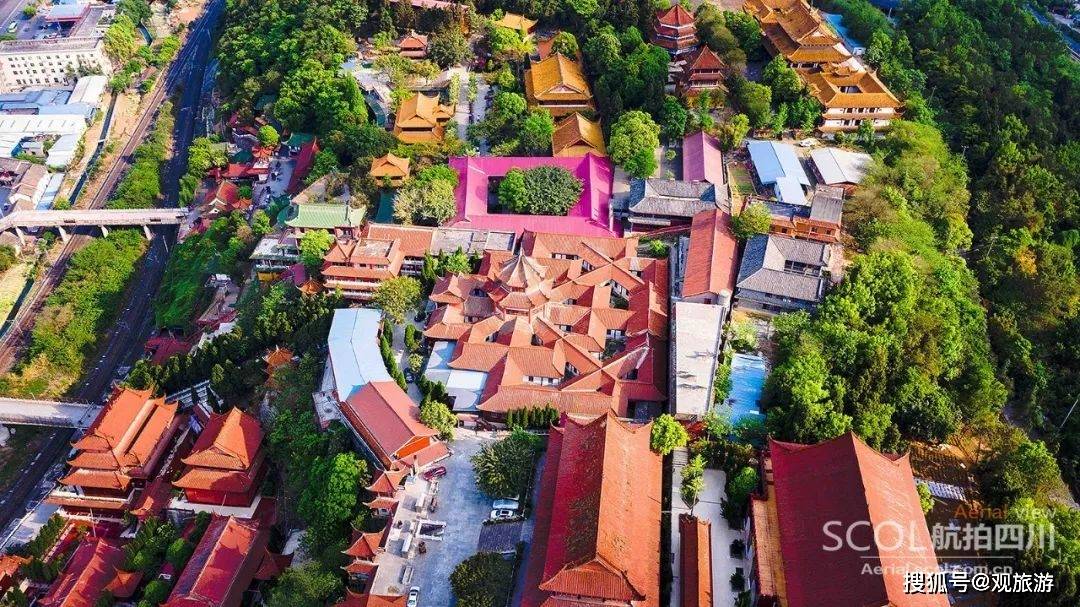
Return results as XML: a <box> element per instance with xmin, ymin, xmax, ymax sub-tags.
<box><xmin>450</xmin><ymin>552</ymin><xmax>515</xmax><ymax>607</ymax></box>
<box><xmin>498</xmin><ymin>166</ymin><xmax>583</xmax><ymax>216</ymax></box>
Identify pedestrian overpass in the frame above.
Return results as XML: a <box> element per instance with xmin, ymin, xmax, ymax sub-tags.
<box><xmin>0</xmin><ymin>208</ymin><xmax>189</xmax><ymax>244</ymax></box>
<box><xmin>0</xmin><ymin>397</ymin><xmax>102</xmax><ymax>429</ymax></box>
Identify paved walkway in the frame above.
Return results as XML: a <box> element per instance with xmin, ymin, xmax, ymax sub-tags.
<box><xmin>670</xmin><ymin>450</ymin><xmax>749</xmax><ymax>607</ymax></box>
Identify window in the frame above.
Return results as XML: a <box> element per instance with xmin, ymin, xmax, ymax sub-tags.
<box><xmin>524</xmin><ymin>375</ymin><xmax>558</xmax><ymax>386</ymax></box>
<box><xmin>552</xmin><ymin>253</ymin><xmax>578</xmax><ymax>260</ymax></box>
<box><xmin>624</xmin><ymin>368</ymin><xmax>638</xmax><ymax>380</ymax></box>
<box><xmin>485</xmin><ymin>333</ymin><xmax>497</xmax><ymax>343</ymax></box>
<box><xmin>557</xmin><ymin>324</ymin><xmax>572</xmax><ymax>332</ymax></box>
<box><xmin>471</xmin><ymin>288</ymin><xmax>485</xmax><ymax>296</ymax></box>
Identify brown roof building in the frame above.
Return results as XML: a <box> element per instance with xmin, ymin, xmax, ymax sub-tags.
<box><xmin>801</xmin><ymin>64</ymin><xmax>902</xmax><ymax>132</ymax></box>
<box><xmin>47</xmin><ymin>388</ymin><xmax>183</xmax><ymax>519</ymax></box>
<box><xmin>493</xmin><ymin>12</ymin><xmax>537</xmax><ymax>37</ymax></box>
<box><xmin>39</xmin><ymin>537</ymin><xmax>127</xmax><ymax>607</ymax></box>
<box><xmin>652</xmin><ymin>4</ymin><xmax>698</xmax><ymax>55</ymax></box>
<box><xmin>750</xmin><ymin>433</ymin><xmax>948</xmax><ymax>607</ymax></box>
<box><xmin>424</xmin><ymin>231</ymin><xmax>669</xmax><ymax>419</ymax></box>
<box><xmin>393</xmin><ymin>93</ymin><xmax>453</xmax><ymax>143</ymax></box>
<box><xmin>339</xmin><ymin>381</ymin><xmax>448</xmax><ymax>470</ymax></box>
<box><xmin>335</xmin><ymin>592</ymin><xmax>406</xmax><ymax>607</ymax></box>
<box><xmin>744</xmin><ymin>0</ymin><xmax>851</xmax><ymax>68</ymax></box>
<box><xmin>397</xmin><ymin>31</ymin><xmax>429</xmax><ymax>59</ymax></box>
<box><xmin>172</xmin><ymin>408</ymin><xmax>266</xmax><ymax>512</ymax></box>
<box><xmin>369</xmin><ymin>153</ymin><xmax>411</xmax><ymax>187</ymax></box>
<box><xmin>521</xmin><ymin>413</ymin><xmax>661</xmax><ymax>607</ymax></box>
<box><xmin>679</xmin><ymin>514</ymin><xmax>713</xmax><ymax>607</ymax></box>
<box><xmin>164</xmin><ymin>501</ymin><xmax>280</xmax><ymax>607</ymax></box>
<box><xmin>524</xmin><ymin>53</ymin><xmax>595</xmax><ymax>117</ymax></box>
<box><xmin>551</xmin><ymin>113</ymin><xmax>607</xmax><ymax>157</ymax></box>
<box><xmin>679</xmin><ymin>46</ymin><xmax>727</xmax><ymax>96</ymax></box>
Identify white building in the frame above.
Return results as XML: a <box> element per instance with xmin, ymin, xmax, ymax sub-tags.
<box><xmin>0</xmin><ymin>114</ymin><xmax>88</xmax><ymax>168</ymax></box>
<box><xmin>0</xmin><ymin>37</ymin><xmax>112</xmax><ymax>93</ymax></box>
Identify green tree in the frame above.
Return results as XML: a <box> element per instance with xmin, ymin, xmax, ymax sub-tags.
<box><xmin>722</xmin><ymin>466</ymin><xmax>759</xmax><ymax>526</ymax></box>
<box><xmin>761</xmin><ymin>55</ymin><xmax>803</xmax><ymax>103</ymax></box>
<box><xmin>660</xmin><ymin>96</ymin><xmax>688</xmax><ymax>142</ymax></box>
<box><xmin>650</xmin><ymin>414</ymin><xmax>688</xmax><ymax>455</ymax></box>
<box><xmin>551</xmin><ymin>31</ymin><xmax>579</xmax><ymax>56</ymax></box>
<box><xmin>715</xmin><ymin>114</ymin><xmax>750</xmax><ymax>151</ymax></box>
<box><xmin>299</xmin><ymin>229</ymin><xmax>334</xmax><ymax>272</ymax></box>
<box><xmin>609</xmin><ymin>110</ymin><xmax>660</xmax><ymax>178</ymax></box>
<box><xmin>258</xmin><ymin>125</ymin><xmax>280</xmax><ymax>148</ymax></box>
<box><xmin>420</xmin><ymin>399</ymin><xmax>456</xmax><ymax>440</ymax></box>
<box><xmin>731</xmin><ymin>76</ymin><xmax>772</xmax><ymax>128</ymax></box>
<box><xmin>265</xmin><ymin>562</ymin><xmax>343</xmax><ymax>607</ymax></box>
<box><xmin>519</xmin><ymin>109</ymin><xmax>555</xmax><ymax>155</ymax></box>
<box><xmin>471</xmin><ymin>428</ymin><xmax>541</xmax><ymax>498</ymax></box>
<box><xmin>498</xmin><ymin>169</ymin><xmax>527</xmax><ymax>210</ymax></box>
<box><xmin>680</xmin><ymin>454</ymin><xmax>706</xmax><ymax>511</ymax></box>
<box><xmin>298</xmin><ymin>452</ymin><xmax>366</xmax><ymax>548</ymax></box>
<box><xmin>373</xmin><ymin>276</ymin><xmax>422</xmax><ymax>324</ymax></box>
<box><xmin>429</xmin><ymin>26</ymin><xmax>471</xmax><ymax>68</ymax></box>
<box><xmin>394</xmin><ymin>171</ymin><xmax>458</xmax><ymax>225</ymax></box>
<box><xmin>731</xmin><ymin>202</ymin><xmax>772</xmax><ymax>239</ymax></box>
<box><xmin>916</xmin><ymin>482</ymin><xmax>934</xmax><ymax>514</ymax></box>
<box><xmin>450</xmin><ymin>552</ymin><xmax>515</xmax><ymax>607</ymax></box>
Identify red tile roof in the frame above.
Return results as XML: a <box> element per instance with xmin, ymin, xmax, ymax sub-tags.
<box><xmin>425</xmin><ymin>231</ymin><xmax>669</xmax><ymax>418</ymax></box>
<box><xmin>182</xmin><ymin>408</ymin><xmax>263</xmax><ymax>471</ymax></box>
<box><xmin>204</xmin><ymin>181</ymin><xmax>240</xmax><ymax>208</ymax></box>
<box><xmin>366</xmin><ymin>469</ymin><xmax>407</xmax><ymax>495</ymax></box>
<box><xmin>60</xmin><ymin>388</ymin><xmax>181</xmax><ymax>496</ymax></box>
<box><xmin>287</xmin><ymin>139</ymin><xmax>320</xmax><ymax>194</ymax></box>
<box><xmin>681</xmin><ymin>209</ymin><xmax>738</xmax><ymax>301</ymax></box>
<box><xmin>164</xmin><ymin>501</ymin><xmax>277</xmax><ymax>607</ymax></box>
<box><xmin>340</xmin><ymin>381</ymin><xmax>438</xmax><ymax>465</ymax></box>
<box><xmin>39</xmin><ymin>537</ymin><xmax>125</xmax><ymax>607</ymax></box>
<box><xmin>344</xmin><ymin>525</ymin><xmax>388</xmax><ymax>559</ymax></box>
<box><xmin>681</xmin><ymin>132</ymin><xmax>724</xmax><ymax>186</ymax></box>
<box><xmin>758</xmin><ymin>432</ymin><xmax>948</xmax><ymax>607</ymax></box>
<box><xmin>678</xmin><ymin>514</ymin><xmax>712</xmax><ymax>607</ymax></box>
<box><xmin>657</xmin><ymin>4</ymin><xmax>694</xmax><ymax>26</ymax></box>
<box><xmin>523</xmin><ymin>413</ymin><xmax>661</xmax><ymax>607</ymax></box>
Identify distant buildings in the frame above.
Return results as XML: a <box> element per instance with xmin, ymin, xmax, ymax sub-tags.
<box><xmin>423</xmin><ymin>230</ymin><xmax>668</xmax><ymax>419</ymax></box>
<box><xmin>524</xmin><ymin>54</ymin><xmax>595</xmax><ymax>117</ymax></box>
<box><xmin>764</xmin><ymin>185</ymin><xmax>844</xmax><ymax>243</ymax></box>
<box><xmin>744</xmin><ymin>0</ymin><xmax>902</xmax><ymax>131</ymax></box>
<box><xmin>520</xmin><ymin>413</ymin><xmax>661</xmax><ymax>607</ymax></box>
<box><xmin>735</xmin><ymin>233</ymin><xmax>830</xmax><ymax>313</ymax></box>
<box><xmin>0</xmin><ymin>157</ymin><xmax>49</xmax><ymax>212</ymax></box>
<box><xmin>0</xmin><ymin>5</ymin><xmax>114</xmax><ymax>92</ymax></box>
<box><xmin>492</xmin><ymin>12</ymin><xmax>537</xmax><ymax>37</ymax></box>
<box><xmin>652</xmin><ymin>4</ymin><xmax>698</xmax><ymax>56</ymax></box>
<box><xmin>393</xmin><ymin>93</ymin><xmax>453</xmax><ymax>143</ymax></box>
<box><xmin>748</xmin><ymin>433</ymin><xmax>948</xmax><ymax>607</ymax></box>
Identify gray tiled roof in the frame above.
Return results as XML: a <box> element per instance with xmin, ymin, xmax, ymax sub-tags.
<box><xmin>736</xmin><ymin>235</ymin><xmax>829</xmax><ymax>302</ymax></box>
<box><xmin>809</xmin><ymin>186</ymin><xmax>844</xmax><ymax>224</ymax></box>
<box><xmin>627</xmin><ymin>178</ymin><xmax>719</xmax><ymax>217</ymax></box>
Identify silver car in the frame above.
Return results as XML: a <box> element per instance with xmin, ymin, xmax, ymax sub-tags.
<box><xmin>407</xmin><ymin>586</ymin><xmax>420</xmax><ymax>607</ymax></box>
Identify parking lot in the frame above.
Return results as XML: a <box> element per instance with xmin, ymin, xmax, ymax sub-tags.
<box><xmin>370</xmin><ymin>429</ymin><xmax>502</xmax><ymax>607</ymax></box>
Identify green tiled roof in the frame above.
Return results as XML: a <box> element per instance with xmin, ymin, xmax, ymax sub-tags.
<box><xmin>282</xmin><ymin>203</ymin><xmax>365</xmax><ymax>229</ymax></box>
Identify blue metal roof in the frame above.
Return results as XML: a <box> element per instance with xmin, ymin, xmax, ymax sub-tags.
<box><xmin>774</xmin><ymin>176</ymin><xmax>808</xmax><ymax>205</ymax></box>
<box><xmin>747</xmin><ymin>140</ymin><xmax>811</xmax><ymax>187</ymax></box>
<box><xmin>327</xmin><ymin>308</ymin><xmax>392</xmax><ymax>399</ymax></box>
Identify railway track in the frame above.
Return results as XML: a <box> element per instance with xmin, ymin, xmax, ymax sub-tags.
<box><xmin>0</xmin><ymin>4</ymin><xmax>218</xmax><ymax>371</ymax></box>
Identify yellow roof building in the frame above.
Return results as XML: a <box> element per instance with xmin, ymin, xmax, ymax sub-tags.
<box><xmin>523</xmin><ymin>53</ymin><xmax>595</xmax><ymax>117</ymax></box>
<box><xmin>744</xmin><ymin>0</ymin><xmax>850</xmax><ymax>67</ymax></box>
<box><xmin>393</xmin><ymin>93</ymin><xmax>454</xmax><ymax>144</ymax></box>
<box><xmin>493</xmin><ymin>12</ymin><xmax>537</xmax><ymax>36</ymax></box>
<box><xmin>369</xmin><ymin>153</ymin><xmax>411</xmax><ymax>186</ymax></box>
<box><xmin>552</xmin><ymin>113</ymin><xmax>607</xmax><ymax>157</ymax></box>
<box><xmin>801</xmin><ymin>65</ymin><xmax>901</xmax><ymax>110</ymax></box>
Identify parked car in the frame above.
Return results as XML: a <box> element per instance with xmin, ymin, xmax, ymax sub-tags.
<box><xmin>492</xmin><ymin>499</ymin><xmax>519</xmax><ymax>511</ymax></box>
<box><xmin>407</xmin><ymin>586</ymin><xmax>420</xmax><ymax>607</ymax></box>
<box><xmin>490</xmin><ymin>509</ymin><xmax>516</xmax><ymax>521</ymax></box>
<box><xmin>7</xmin><ymin>23</ymin><xmax>17</xmax><ymax>33</ymax></box>
<box><xmin>422</xmin><ymin>466</ymin><xmax>447</xmax><ymax>481</ymax></box>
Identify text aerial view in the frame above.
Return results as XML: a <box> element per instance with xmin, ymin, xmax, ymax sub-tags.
<box><xmin>0</xmin><ymin>0</ymin><xmax>1074</xmax><ymax>605</ymax></box>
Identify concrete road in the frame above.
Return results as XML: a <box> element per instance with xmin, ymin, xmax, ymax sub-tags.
<box><xmin>0</xmin><ymin>0</ymin><xmax>224</xmax><ymax>537</ymax></box>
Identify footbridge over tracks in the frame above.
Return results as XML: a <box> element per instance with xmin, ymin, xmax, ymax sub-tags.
<box><xmin>0</xmin><ymin>397</ymin><xmax>102</xmax><ymax>429</ymax></box>
<box><xmin>0</xmin><ymin>208</ymin><xmax>189</xmax><ymax>244</ymax></box>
